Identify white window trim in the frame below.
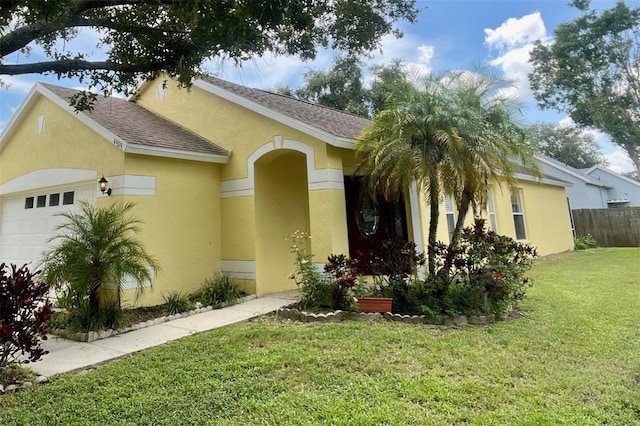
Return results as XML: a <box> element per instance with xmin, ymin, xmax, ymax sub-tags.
<box><xmin>487</xmin><ymin>190</ymin><xmax>498</xmax><ymax>232</ymax></box>
<box><xmin>511</xmin><ymin>190</ymin><xmax>527</xmax><ymax>240</ymax></box>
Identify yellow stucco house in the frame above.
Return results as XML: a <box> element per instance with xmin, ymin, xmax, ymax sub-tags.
<box><xmin>0</xmin><ymin>77</ymin><xmax>575</xmax><ymax>306</ymax></box>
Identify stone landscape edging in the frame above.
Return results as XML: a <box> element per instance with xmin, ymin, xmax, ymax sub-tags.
<box><xmin>276</xmin><ymin>307</ymin><xmax>497</xmax><ymax>326</ymax></box>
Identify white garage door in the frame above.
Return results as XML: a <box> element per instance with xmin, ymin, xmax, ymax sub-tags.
<box><xmin>0</xmin><ymin>184</ymin><xmax>95</xmax><ymax>269</ymax></box>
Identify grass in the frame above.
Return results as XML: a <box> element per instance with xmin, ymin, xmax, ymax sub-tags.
<box><xmin>1</xmin><ymin>248</ymin><xmax>639</xmax><ymax>425</ymax></box>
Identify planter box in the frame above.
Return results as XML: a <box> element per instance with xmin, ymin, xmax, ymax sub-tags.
<box><xmin>356</xmin><ymin>297</ymin><xmax>393</xmax><ymax>313</ymax></box>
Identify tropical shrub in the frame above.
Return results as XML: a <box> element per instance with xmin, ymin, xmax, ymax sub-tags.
<box><xmin>195</xmin><ymin>273</ymin><xmax>241</xmax><ymax>308</ymax></box>
<box><xmin>323</xmin><ymin>254</ymin><xmax>359</xmax><ymax>311</ymax></box>
<box><xmin>163</xmin><ymin>291</ymin><xmax>193</xmax><ymax>315</ymax></box>
<box><xmin>574</xmin><ymin>234</ymin><xmax>598</xmax><ymax>250</ymax></box>
<box><xmin>368</xmin><ymin>240</ymin><xmax>426</xmax><ymax>313</ymax></box>
<box><xmin>0</xmin><ymin>263</ymin><xmax>52</xmax><ymax>372</ymax></box>
<box><xmin>369</xmin><ymin>240</ymin><xmax>425</xmax><ymax>283</ymax></box>
<box><xmin>430</xmin><ymin>219</ymin><xmax>537</xmax><ymax>317</ymax></box>
<box><xmin>41</xmin><ymin>201</ymin><xmax>158</xmax><ymax>331</ymax></box>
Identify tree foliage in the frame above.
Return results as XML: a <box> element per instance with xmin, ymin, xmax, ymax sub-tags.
<box><xmin>528</xmin><ymin>0</ymin><xmax>640</xmax><ymax>174</ymax></box>
<box><xmin>526</xmin><ymin>122</ymin><xmax>605</xmax><ymax>169</ymax></box>
<box><xmin>41</xmin><ymin>201</ymin><xmax>158</xmax><ymax>330</ymax></box>
<box><xmin>0</xmin><ymin>0</ymin><xmax>418</xmax><ymax>104</ymax></box>
<box><xmin>278</xmin><ymin>57</ymin><xmax>408</xmax><ymax>117</ymax></box>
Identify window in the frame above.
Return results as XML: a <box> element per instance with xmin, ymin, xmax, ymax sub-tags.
<box><xmin>487</xmin><ymin>191</ymin><xmax>498</xmax><ymax>232</ymax></box>
<box><xmin>49</xmin><ymin>193</ymin><xmax>60</xmax><ymax>206</ymax></box>
<box><xmin>444</xmin><ymin>195</ymin><xmax>456</xmax><ymax>241</ymax></box>
<box><xmin>62</xmin><ymin>191</ymin><xmax>75</xmax><ymax>205</ymax></box>
<box><xmin>511</xmin><ymin>190</ymin><xmax>527</xmax><ymax>240</ymax></box>
<box><xmin>25</xmin><ymin>197</ymin><xmax>34</xmax><ymax>209</ymax></box>
<box><xmin>36</xmin><ymin>195</ymin><xmax>46</xmax><ymax>208</ymax></box>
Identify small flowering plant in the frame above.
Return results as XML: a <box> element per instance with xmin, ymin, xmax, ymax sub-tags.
<box><xmin>288</xmin><ymin>232</ymin><xmax>359</xmax><ymax>311</ymax></box>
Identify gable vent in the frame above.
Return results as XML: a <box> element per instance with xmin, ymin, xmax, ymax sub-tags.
<box><xmin>36</xmin><ymin>114</ymin><xmax>45</xmax><ymax>134</ymax></box>
<box><xmin>156</xmin><ymin>83</ymin><xmax>168</xmax><ymax>101</ymax></box>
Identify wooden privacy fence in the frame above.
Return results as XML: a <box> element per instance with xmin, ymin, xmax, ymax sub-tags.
<box><xmin>572</xmin><ymin>208</ymin><xmax>640</xmax><ymax>247</ymax></box>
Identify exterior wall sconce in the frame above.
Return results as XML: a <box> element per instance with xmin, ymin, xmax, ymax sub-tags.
<box><xmin>98</xmin><ymin>176</ymin><xmax>112</xmax><ymax>196</ymax></box>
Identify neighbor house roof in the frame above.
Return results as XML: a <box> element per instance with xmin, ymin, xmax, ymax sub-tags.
<box><xmin>41</xmin><ymin>84</ymin><xmax>229</xmax><ymax>162</ymax></box>
<box><xmin>536</xmin><ymin>154</ymin><xmax>610</xmax><ymax>188</ymax></box>
<box><xmin>194</xmin><ymin>76</ymin><xmax>371</xmax><ymax>148</ymax></box>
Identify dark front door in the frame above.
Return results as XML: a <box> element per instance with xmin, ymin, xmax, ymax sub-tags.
<box><xmin>344</xmin><ymin>176</ymin><xmax>408</xmax><ymax>274</ymax></box>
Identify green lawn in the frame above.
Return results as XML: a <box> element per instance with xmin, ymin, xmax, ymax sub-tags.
<box><xmin>1</xmin><ymin>248</ymin><xmax>639</xmax><ymax>425</ymax></box>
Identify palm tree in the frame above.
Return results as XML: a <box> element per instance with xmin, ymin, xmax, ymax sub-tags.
<box><xmin>357</xmin><ymin>68</ymin><xmax>537</xmax><ymax>277</ymax></box>
<box><xmin>42</xmin><ymin>201</ymin><xmax>158</xmax><ymax>328</ymax></box>
<box><xmin>445</xmin><ymin>68</ymin><xmax>538</xmax><ymax>248</ymax></box>
<box><xmin>357</xmin><ymin>71</ymin><xmax>461</xmax><ymax>276</ymax></box>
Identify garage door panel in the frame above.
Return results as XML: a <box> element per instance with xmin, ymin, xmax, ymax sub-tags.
<box><xmin>0</xmin><ymin>184</ymin><xmax>94</xmax><ymax>267</ymax></box>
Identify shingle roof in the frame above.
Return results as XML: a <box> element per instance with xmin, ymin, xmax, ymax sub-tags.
<box><xmin>200</xmin><ymin>76</ymin><xmax>371</xmax><ymax>140</ymax></box>
<box><xmin>41</xmin><ymin>83</ymin><xmax>228</xmax><ymax>157</ymax></box>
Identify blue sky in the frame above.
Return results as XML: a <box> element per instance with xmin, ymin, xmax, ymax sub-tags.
<box><xmin>0</xmin><ymin>0</ymin><xmax>636</xmax><ymax>172</ymax></box>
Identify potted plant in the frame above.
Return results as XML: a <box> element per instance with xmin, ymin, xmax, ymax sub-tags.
<box><xmin>355</xmin><ymin>296</ymin><xmax>393</xmax><ymax>313</ymax></box>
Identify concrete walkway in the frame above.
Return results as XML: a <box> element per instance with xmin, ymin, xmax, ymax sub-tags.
<box><xmin>32</xmin><ymin>293</ymin><xmax>297</xmax><ymax>377</ymax></box>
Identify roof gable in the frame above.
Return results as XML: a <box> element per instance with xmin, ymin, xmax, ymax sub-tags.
<box><xmin>584</xmin><ymin>165</ymin><xmax>640</xmax><ymax>188</ymax></box>
<box><xmin>1</xmin><ymin>83</ymin><xmax>229</xmax><ymax>164</ymax></box>
<box><xmin>194</xmin><ymin>76</ymin><xmax>371</xmax><ymax>148</ymax></box>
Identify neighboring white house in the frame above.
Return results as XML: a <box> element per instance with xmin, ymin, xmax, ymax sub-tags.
<box><xmin>536</xmin><ymin>155</ymin><xmax>640</xmax><ymax>210</ymax></box>
<box><xmin>583</xmin><ymin>165</ymin><xmax>640</xmax><ymax>208</ymax></box>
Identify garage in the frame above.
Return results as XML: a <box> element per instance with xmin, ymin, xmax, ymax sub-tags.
<box><xmin>0</xmin><ymin>183</ymin><xmax>95</xmax><ymax>270</ymax></box>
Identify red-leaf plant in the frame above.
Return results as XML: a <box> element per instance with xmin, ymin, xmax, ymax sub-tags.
<box><xmin>0</xmin><ymin>263</ymin><xmax>52</xmax><ymax>371</ymax></box>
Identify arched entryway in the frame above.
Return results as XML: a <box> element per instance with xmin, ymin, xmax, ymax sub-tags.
<box><xmin>254</xmin><ymin>149</ymin><xmax>310</xmax><ymax>294</ymax></box>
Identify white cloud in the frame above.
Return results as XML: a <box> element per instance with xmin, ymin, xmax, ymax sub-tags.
<box><xmin>485</xmin><ymin>13</ymin><xmax>547</xmax><ymax>101</ymax></box>
<box><xmin>489</xmin><ymin>44</ymin><xmax>536</xmax><ymax>100</ymax></box>
<box><xmin>484</xmin><ymin>13</ymin><xmax>547</xmax><ymax>52</ymax></box>
<box><xmin>604</xmin><ymin>146</ymin><xmax>635</xmax><ymax>174</ymax></box>
<box><xmin>1</xmin><ymin>75</ymin><xmax>36</xmax><ymax>94</ymax></box>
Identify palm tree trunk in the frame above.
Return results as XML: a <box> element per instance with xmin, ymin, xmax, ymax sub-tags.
<box><xmin>442</xmin><ymin>195</ymin><xmax>471</xmax><ymax>276</ymax></box>
<box><xmin>427</xmin><ymin>181</ymin><xmax>440</xmax><ymax>277</ymax></box>
<box><xmin>89</xmin><ymin>280</ymin><xmax>101</xmax><ymax>320</ymax></box>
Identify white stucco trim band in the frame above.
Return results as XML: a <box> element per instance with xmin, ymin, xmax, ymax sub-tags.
<box><xmin>221</xmin><ymin>260</ymin><xmax>256</xmax><ymax>281</ymax></box>
<box><xmin>103</xmin><ymin>175</ymin><xmax>156</xmax><ymax>196</ymax></box>
<box><xmin>220</xmin><ymin>138</ymin><xmax>345</xmax><ymax>198</ymax></box>
<box><xmin>0</xmin><ymin>168</ymin><xmax>97</xmax><ymax>195</ymax></box>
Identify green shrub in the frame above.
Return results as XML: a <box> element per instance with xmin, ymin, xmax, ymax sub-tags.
<box><xmin>196</xmin><ymin>273</ymin><xmax>241</xmax><ymax>308</ymax></box>
<box><xmin>60</xmin><ymin>297</ymin><xmax>123</xmax><ymax>331</ymax></box>
<box><xmin>163</xmin><ymin>291</ymin><xmax>193</xmax><ymax>315</ymax></box>
<box><xmin>574</xmin><ymin>234</ymin><xmax>598</xmax><ymax>250</ymax></box>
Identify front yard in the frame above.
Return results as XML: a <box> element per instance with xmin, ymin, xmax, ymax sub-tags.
<box><xmin>1</xmin><ymin>248</ymin><xmax>638</xmax><ymax>425</ymax></box>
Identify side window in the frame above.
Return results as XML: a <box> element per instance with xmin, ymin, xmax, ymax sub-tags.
<box><xmin>511</xmin><ymin>190</ymin><xmax>527</xmax><ymax>240</ymax></box>
<box><xmin>487</xmin><ymin>191</ymin><xmax>498</xmax><ymax>232</ymax></box>
<box><xmin>444</xmin><ymin>195</ymin><xmax>456</xmax><ymax>241</ymax></box>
